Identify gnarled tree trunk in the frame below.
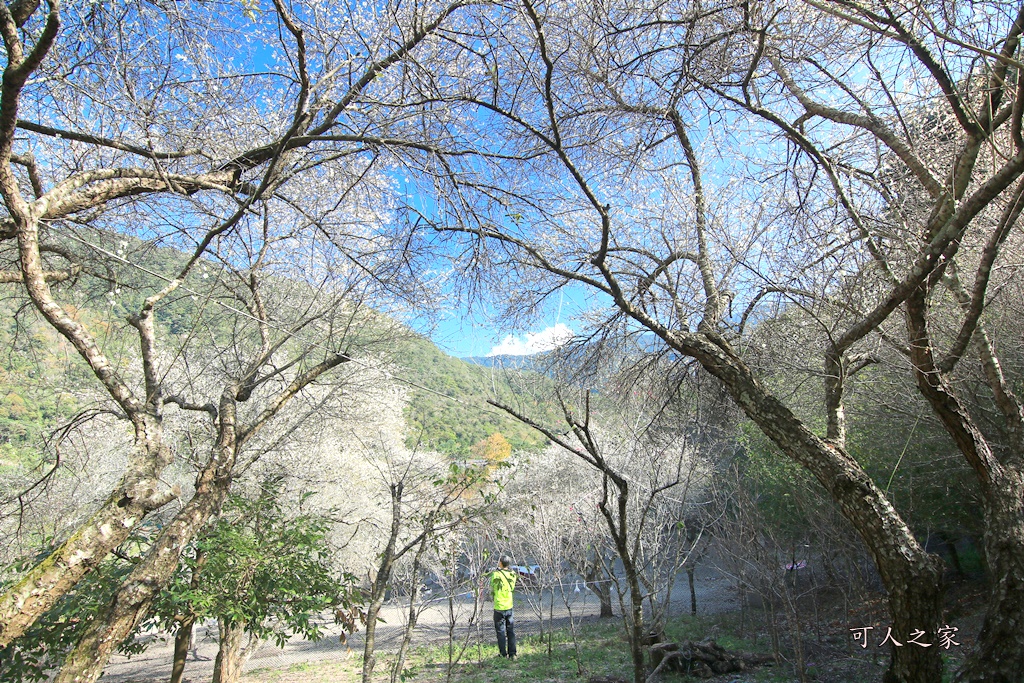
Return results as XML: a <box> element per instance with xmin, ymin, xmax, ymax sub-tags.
<box><xmin>53</xmin><ymin>475</ymin><xmax>231</xmax><ymax>683</ymax></box>
<box><xmin>906</xmin><ymin>285</ymin><xmax>1024</xmax><ymax>682</ymax></box>
<box><xmin>683</xmin><ymin>334</ymin><xmax>947</xmax><ymax>683</ymax></box>
<box><xmin>954</xmin><ymin>472</ymin><xmax>1024</xmax><ymax>683</ymax></box>
<box><xmin>54</xmin><ymin>395</ymin><xmax>238</xmax><ymax>683</ymax></box>
<box><xmin>0</xmin><ymin>471</ymin><xmax>171</xmax><ymax>647</ymax></box>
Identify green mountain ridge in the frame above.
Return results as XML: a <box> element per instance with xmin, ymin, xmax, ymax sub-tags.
<box><xmin>396</xmin><ymin>334</ymin><xmax>550</xmax><ymax>455</ymax></box>
<box><xmin>0</xmin><ymin>232</ymin><xmax>551</xmax><ymax>471</ymax></box>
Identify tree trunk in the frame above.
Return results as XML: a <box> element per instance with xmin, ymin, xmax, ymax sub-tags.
<box><xmin>363</xmin><ymin>482</ymin><xmax>401</xmax><ymax>683</ymax></box>
<box><xmin>169</xmin><ymin>546</ymin><xmax>205</xmax><ymax>683</ymax></box>
<box><xmin>881</xmin><ymin>568</ymin><xmax>945</xmax><ymax>683</ymax></box>
<box><xmin>583</xmin><ymin>560</ymin><xmax>614</xmax><ymax>617</ymax></box>
<box><xmin>625</xmin><ymin>569</ymin><xmax>645</xmax><ymax>683</ymax></box>
<box><xmin>169</xmin><ymin>613</ymin><xmax>196</xmax><ymax>683</ymax></box>
<box><xmin>904</xmin><ymin>290</ymin><xmax>1024</xmax><ymax>682</ymax></box>
<box><xmin>935</xmin><ymin>532</ymin><xmax>965</xmax><ymax>580</ymax></box>
<box><xmin>955</xmin><ymin>473</ymin><xmax>1024</xmax><ymax>683</ymax></box>
<box><xmin>599</xmin><ymin>478</ymin><xmax>645</xmax><ymax>683</ymax></box>
<box><xmin>392</xmin><ymin>538</ymin><xmax>429</xmax><ymax>683</ymax></box>
<box><xmin>595</xmin><ymin>465</ymin><xmax>645</xmax><ymax>683</ymax></box>
<box><xmin>53</xmin><ymin>393</ymin><xmax>238</xmax><ymax>683</ymax></box>
<box><xmin>54</xmin><ymin>482</ymin><xmax>228</xmax><ymax>683</ymax></box>
<box><xmin>54</xmin><ymin>448</ymin><xmax>234</xmax><ymax>683</ymax></box>
<box><xmin>212</xmin><ymin>617</ymin><xmax>247</xmax><ymax>683</ymax></box>
<box><xmin>362</xmin><ymin>593</ymin><xmax>386</xmax><ymax>683</ymax></box>
<box><xmin>687</xmin><ymin>565</ymin><xmax>697</xmax><ymax>616</ymax></box>
<box><xmin>547</xmin><ymin>587</ymin><xmax>555</xmax><ymax>656</ymax></box>
<box><xmin>679</xmin><ymin>334</ymin><xmax>947</xmax><ymax>683</ymax></box>
<box><xmin>0</xmin><ymin>484</ymin><xmax>164</xmax><ymax>646</ymax></box>
<box><xmin>598</xmin><ymin>584</ymin><xmax>614</xmax><ymax>618</ymax></box>
<box><xmin>392</xmin><ymin>586</ymin><xmax>421</xmax><ymax>683</ymax></box>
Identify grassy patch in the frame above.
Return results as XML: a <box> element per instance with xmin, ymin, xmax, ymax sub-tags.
<box><xmin>246</xmin><ymin>659</ymin><xmax>359</xmax><ymax>683</ymax></box>
<box><xmin>242</xmin><ymin>618</ymin><xmax>633</xmax><ymax>683</ymax></box>
<box><xmin>408</xmin><ymin>620</ymin><xmax>632</xmax><ymax>683</ymax></box>
<box><xmin>242</xmin><ymin>612</ymin><xmax>933</xmax><ymax>683</ymax></box>
<box><xmin>241</xmin><ymin>615</ymin><xmax>781</xmax><ymax>683</ymax></box>
<box><xmin>663</xmin><ymin>612</ymin><xmax>770</xmax><ymax>654</ymax></box>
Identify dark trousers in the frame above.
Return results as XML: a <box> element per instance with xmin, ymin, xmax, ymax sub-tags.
<box><xmin>493</xmin><ymin>609</ymin><xmax>516</xmax><ymax>657</ymax></box>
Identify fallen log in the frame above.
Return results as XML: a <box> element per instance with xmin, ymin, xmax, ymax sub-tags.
<box><xmin>650</xmin><ymin>637</ymin><xmax>774</xmax><ymax>678</ymax></box>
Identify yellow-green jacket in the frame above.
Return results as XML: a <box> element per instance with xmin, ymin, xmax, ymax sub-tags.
<box><xmin>491</xmin><ymin>568</ymin><xmax>517</xmax><ymax>611</ymax></box>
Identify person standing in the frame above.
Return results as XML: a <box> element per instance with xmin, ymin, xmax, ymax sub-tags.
<box><xmin>491</xmin><ymin>555</ymin><xmax>518</xmax><ymax>659</ymax></box>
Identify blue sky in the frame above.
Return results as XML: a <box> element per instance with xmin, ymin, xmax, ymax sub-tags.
<box><xmin>426</xmin><ymin>286</ymin><xmax>589</xmax><ymax>359</ymax></box>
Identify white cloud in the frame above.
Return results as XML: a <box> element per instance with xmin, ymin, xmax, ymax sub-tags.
<box><xmin>487</xmin><ymin>323</ymin><xmax>574</xmax><ymax>357</ymax></box>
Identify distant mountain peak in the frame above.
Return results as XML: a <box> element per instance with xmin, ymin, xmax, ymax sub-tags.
<box><xmin>461</xmin><ymin>354</ymin><xmax>544</xmax><ymax>370</ymax></box>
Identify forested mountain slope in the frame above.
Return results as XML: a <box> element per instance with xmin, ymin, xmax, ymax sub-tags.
<box><xmin>0</xmin><ymin>238</ymin><xmax>548</xmax><ymax>477</ymax></box>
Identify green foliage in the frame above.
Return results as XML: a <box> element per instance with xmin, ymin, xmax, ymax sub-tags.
<box><xmin>148</xmin><ymin>483</ymin><xmax>359</xmax><ymax>648</ymax></box>
<box><xmin>734</xmin><ymin>422</ymin><xmax>824</xmax><ymax>540</ymax></box>
<box><xmin>843</xmin><ymin>390</ymin><xmax>981</xmax><ymax>536</ymax></box>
